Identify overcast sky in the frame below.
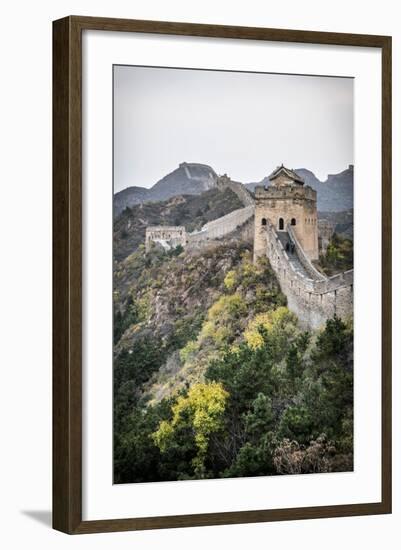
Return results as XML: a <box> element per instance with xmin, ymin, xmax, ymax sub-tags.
<box><xmin>113</xmin><ymin>65</ymin><xmax>353</xmax><ymax>193</ymax></box>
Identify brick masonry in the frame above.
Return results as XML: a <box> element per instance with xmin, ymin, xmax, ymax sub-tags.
<box><xmin>263</xmin><ymin>220</ymin><xmax>353</xmax><ymax>329</ymax></box>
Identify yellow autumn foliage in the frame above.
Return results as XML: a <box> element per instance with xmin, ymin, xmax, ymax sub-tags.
<box><xmin>224</xmin><ymin>270</ymin><xmax>237</xmax><ymax>290</ymax></box>
<box><xmin>244</xmin><ymin>306</ymin><xmax>296</xmax><ymax>350</ymax></box>
<box><xmin>152</xmin><ymin>382</ymin><xmax>229</xmax><ymax>476</ymax></box>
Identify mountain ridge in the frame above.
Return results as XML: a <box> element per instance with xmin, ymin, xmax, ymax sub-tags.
<box><xmin>114</xmin><ymin>162</ymin><xmax>218</xmax><ymax>215</ymax></box>
<box><xmin>114</xmin><ymin>163</ymin><xmax>354</xmax><ymax>215</ymax></box>
<box><xmin>246</xmin><ymin>165</ymin><xmax>354</xmax><ymax>212</ymax></box>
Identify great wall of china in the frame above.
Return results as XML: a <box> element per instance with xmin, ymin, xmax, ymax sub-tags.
<box><xmin>264</xmin><ymin>220</ymin><xmax>353</xmax><ymax>329</ymax></box>
<box><xmin>145</xmin><ymin>170</ymin><xmax>353</xmax><ymax>329</ymax></box>
<box><xmin>146</xmin><ymin>176</ymin><xmax>255</xmax><ymax>251</ymax></box>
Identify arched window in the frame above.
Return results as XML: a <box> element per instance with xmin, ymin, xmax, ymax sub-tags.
<box><xmin>291</xmin><ymin>218</ymin><xmax>296</xmax><ymax>226</ymax></box>
<box><xmin>278</xmin><ymin>218</ymin><xmax>284</xmax><ymax>230</ymax></box>
<box><xmin>261</xmin><ymin>218</ymin><xmax>267</xmax><ymax>226</ymax></box>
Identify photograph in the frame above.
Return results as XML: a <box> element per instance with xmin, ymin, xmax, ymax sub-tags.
<box><xmin>112</xmin><ymin>65</ymin><xmax>354</xmax><ymax>484</ymax></box>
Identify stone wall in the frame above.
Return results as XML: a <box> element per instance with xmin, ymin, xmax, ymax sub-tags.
<box><xmin>263</xmin><ymin>221</ymin><xmax>353</xmax><ymax>329</ymax></box>
<box><xmin>318</xmin><ymin>219</ymin><xmax>335</xmax><ymax>254</ymax></box>
<box><xmin>145</xmin><ymin>178</ymin><xmax>255</xmax><ymax>252</ymax></box>
<box><xmin>287</xmin><ymin>225</ymin><xmax>326</xmax><ymax>281</ymax></box>
<box><xmin>254</xmin><ymin>184</ymin><xmax>319</xmax><ymax>261</ymax></box>
<box><xmin>145</xmin><ymin>226</ymin><xmax>187</xmax><ymax>252</ymax></box>
<box><xmin>187</xmin><ymin>217</ymin><xmax>254</xmax><ymax>251</ymax></box>
<box><xmin>188</xmin><ymin>205</ymin><xmax>254</xmax><ymax>246</ymax></box>
<box><xmin>216</xmin><ymin>175</ymin><xmax>255</xmax><ymax>207</ymax></box>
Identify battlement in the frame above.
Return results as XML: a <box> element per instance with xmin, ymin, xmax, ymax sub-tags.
<box><xmin>264</xmin><ymin>220</ymin><xmax>353</xmax><ymax>328</ymax></box>
<box><xmin>188</xmin><ymin>206</ymin><xmax>254</xmax><ymax>245</ymax></box>
<box><xmin>146</xmin><ymin>225</ymin><xmax>186</xmax><ymax>234</ymax></box>
<box><xmin>255</xmin><ymin>184</ymin><xmax>316</xmax><ymax>202</ymax></box>
<box><xmin>254</xmin><ymin>169</ymin><xmax>318</xmax><ymax>262</ymax></box>
<box><xmin>145</xmin><ymin>226</ymin><xmax>186</xmax><ymax>252</ymax></box>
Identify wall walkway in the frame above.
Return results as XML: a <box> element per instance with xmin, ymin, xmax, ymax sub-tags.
<box><xmin>264</xmin><ymin>221</ymin><xmax>353</xmax><ymax>329</ymax></box>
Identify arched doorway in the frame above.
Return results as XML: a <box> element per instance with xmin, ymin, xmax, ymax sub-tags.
<box><xmin>278</xmin><ymin>218</ymin><xmax>284</xmax><ymax>230</ymax></box>
<box><xmin>291</xmin><ymin>218</ymin><xmax>296</xmax><ymax>226</ymax></box>
<box><xmin>261</xmin><ymin>218</ymin><xmax>267</xmax><ymax>226</ymax></box>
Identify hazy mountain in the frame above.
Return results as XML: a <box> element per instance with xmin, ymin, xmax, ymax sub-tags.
<box><xmin>113</xmin><ymin>186</ymin><xmax>152</xmax><ymax>215</ymax></box>
<box><xmin>244</xmin><ymin>176</ymin><xmax>269</xmax><ymax>190</ymax></box>
<box><xmin>319</xmin><ymin>209</ymin><xmax>354</xmax><ymax>240</ymax></box>
<box><xmin>114</xmin><ymin>162</ymin><xmax>218</xmax><ymax>215</ymax></box>
<box><xmin>115</xmin><ymin>163</ymin><xmax>353</xmax><ymax>215</ymax></box>
<box><xmin>292</xmin><ymin>168</ymin><xmax>322</xmax><ymax>189</ymax></box>
<box><xmin>246</xmin><ymin>165</ymin><xmax>354</xmax><ymax>212</ymax></box>
<box><xmin>151</xmin><ymin>162</ymin><xmax>217</xmax><ymax>200</ymax></box>
<box><xmin>298</xmin><ymin>166</ymin><xmax>354</xmax><ymax>212</ymax></box>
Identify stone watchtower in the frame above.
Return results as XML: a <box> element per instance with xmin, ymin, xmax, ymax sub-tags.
<box><xmin>254</xmin><ymin>165</ymin><xmax>319</xmax><ymax>261</ymax></box>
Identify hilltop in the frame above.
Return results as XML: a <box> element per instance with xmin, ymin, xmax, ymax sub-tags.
<box><xmin>114</xmin><ymin>162</ymin><xmax>218</xmax><ymax>215</ymax></box>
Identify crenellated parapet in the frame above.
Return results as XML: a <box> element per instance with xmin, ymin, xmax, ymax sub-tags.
<box><xmin>254</xmin><ymin>166</ymin><xmax>319</xmax><ymax>262</ymax></box>
<box><xmin>254</xmin><ymin>184</ymin><xmax>317</xmax><ymax>202</ymax></box>
<box><xmin>263</xmin><ymin>220</ymin><xmax>353</xmax><ymax>329</ymax></box>
<box><xmin>287</xmin><ymin>225</ymin><xmax>325</xmax><ymax>281</ymax></box>
<box><xmin>188</xmin><ymin>206</ymin><xmax>254</xmax><ymax>245</ymax></box>
<box><xmin>145</xmin><ymin>226</ymin><xmax>186</xmax><ymax>252</ymax></box>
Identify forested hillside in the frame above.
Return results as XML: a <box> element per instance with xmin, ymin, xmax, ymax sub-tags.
<box><xmin>114</xmin><ymin>242</ymin><xmax>353</xmax><ymax>483</ymax></box>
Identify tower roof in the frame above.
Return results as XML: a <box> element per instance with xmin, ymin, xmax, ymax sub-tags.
<box><xmin>268</xmin><ymin>165</ymin><xmax>304</xmax><ymax>185</ymax></box>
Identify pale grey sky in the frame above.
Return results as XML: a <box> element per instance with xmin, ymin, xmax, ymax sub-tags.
<box><xmin>113</xmin><ymin>65</ymin><xmax>353</xmax><ymax>193</ymax></box>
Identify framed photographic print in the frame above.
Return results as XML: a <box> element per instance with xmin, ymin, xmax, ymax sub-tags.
<box><xmin>53</xmin><ymin>16</ymin><xmax>392</xmax><ymax>534</ymax></box>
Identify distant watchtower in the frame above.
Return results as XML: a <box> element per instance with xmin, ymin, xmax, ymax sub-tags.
<box><xmin>254</xmin><ymin>165</ymin><xmax>318</xmax><ymax>261</ymax></box>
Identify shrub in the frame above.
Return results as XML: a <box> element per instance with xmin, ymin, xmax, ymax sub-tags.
<box><xmin>152</xmin><ymin>382</ymin><xmax>229</xmax><ymax>477</ymax></box>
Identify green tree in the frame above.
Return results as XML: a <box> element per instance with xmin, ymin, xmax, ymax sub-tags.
<box><xmin>319</xmin><ymin>233</ymin><xmax>353</xmax><ymax>275</ymax></box>
<box><xmin>285</xmin><ymin>332</ymin><xmax>310</xmax><ymax>392</ymax></box>
<box><xmin>152</xmin><ymin>382</ymin><xmax>228</xmax><ymax>478</ymax></box>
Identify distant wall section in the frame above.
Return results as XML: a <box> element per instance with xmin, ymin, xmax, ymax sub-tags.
<box><xmin>216</xmin><ymin>175</ymin><xmax>255</xmax><ymax>207</ymax></box>
<box><xmin>188</xmin><ymin>206</ymin><xmax>254</xmax><ymax>246</ymax></box>
<box><xmin>145</xmin><ymin>226</ymin><xmax>187</xmax><ymax>252</ymax></box>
